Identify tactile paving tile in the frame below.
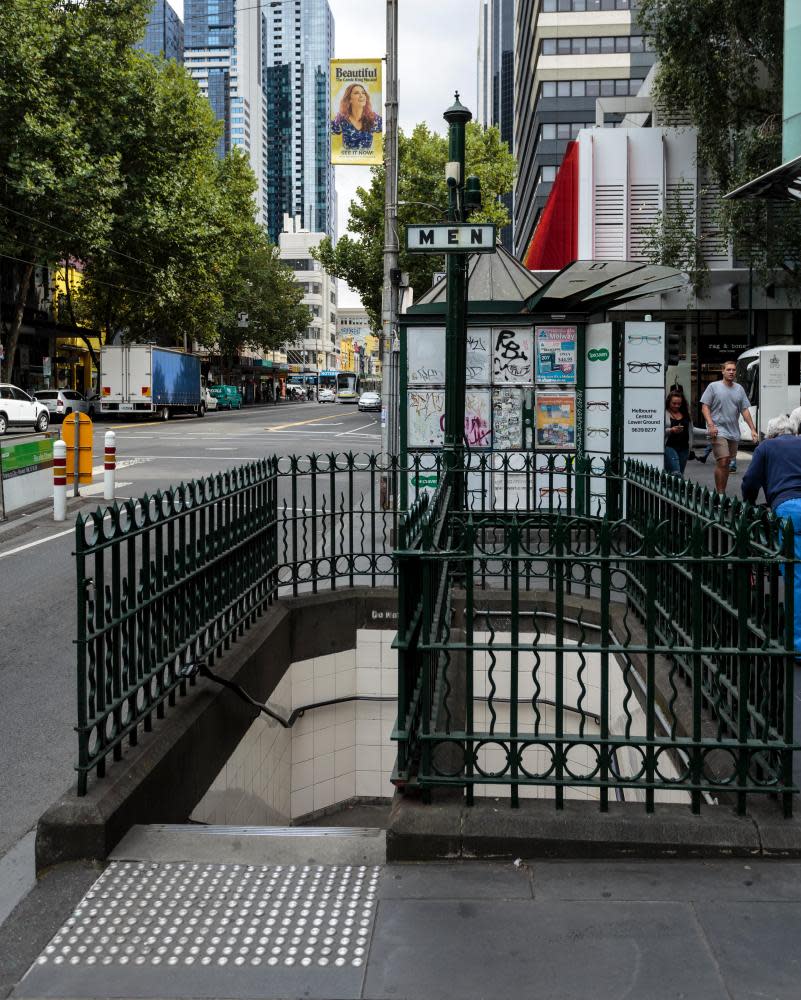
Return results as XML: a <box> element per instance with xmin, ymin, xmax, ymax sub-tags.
<box><xmin>16</xmin><ymin>861</ymin><xmax>381</xmax><ymax>999</ymax></box>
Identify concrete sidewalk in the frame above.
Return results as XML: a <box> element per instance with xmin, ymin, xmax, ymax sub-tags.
<box><xmin>3</xmin><ymin>853</ymin><xmax>801</xmax><ymax>999</ymax></box>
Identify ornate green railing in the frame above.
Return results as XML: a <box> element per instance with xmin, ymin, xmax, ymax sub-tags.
<box><xmin>75</xmin><ymin>451</ymin><xmax>797</xmax><ymax>813</ymax></box>
<box><xmin>393</xmin><ymin>460</ymin><xmax>798</xmax><ymax>815</ymax></box>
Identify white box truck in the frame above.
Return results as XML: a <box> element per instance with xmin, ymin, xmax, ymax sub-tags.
<box><xmin>100</xmin><ymin>345</ymin><xmax>206</xmax><ymax>420</ymax></box>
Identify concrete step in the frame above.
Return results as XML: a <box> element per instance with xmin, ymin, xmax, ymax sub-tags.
<box><xmin>110</xmin><ymin>823</ymin><xmax>386</xmax><ymax>866</ymax></box>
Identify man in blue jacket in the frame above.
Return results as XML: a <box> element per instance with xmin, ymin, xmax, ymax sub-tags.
<box><xmin>742</xmin><ymin>415</ymin><xmax>801</xmax><ymax>656</ymax></box>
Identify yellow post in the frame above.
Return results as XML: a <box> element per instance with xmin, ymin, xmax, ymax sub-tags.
<box><xmin>62</xmin><ymin>412</ymin><xmax>94</xmax><ymax>496</ymax></box>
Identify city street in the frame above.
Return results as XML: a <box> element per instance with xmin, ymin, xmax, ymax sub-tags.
<box><xmin>0</xmin><ymin>402</ymin><xmax>380</xmax><ymax>913</ymax></box>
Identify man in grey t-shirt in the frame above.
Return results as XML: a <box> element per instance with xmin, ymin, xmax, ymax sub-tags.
<box><xmin>701</xmin><ymin>360</ymin><xmax>758</xmax><ymax>494</ymax></box>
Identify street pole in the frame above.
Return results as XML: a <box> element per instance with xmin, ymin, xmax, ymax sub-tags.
<box><xmin>380</xmin><ymin>0</ymin><xmax>399</xmax><ymax>509</ymax></box>
<box><xmin>442</xmin><ymin>94</ymin><xmax>472</xmax><ymax>512</ymax></box>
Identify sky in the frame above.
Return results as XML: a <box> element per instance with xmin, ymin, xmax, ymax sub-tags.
<box><xmin>170</xmin><ymin>0</ymin><xmax>481</xmax><ymax>307</ymax></box>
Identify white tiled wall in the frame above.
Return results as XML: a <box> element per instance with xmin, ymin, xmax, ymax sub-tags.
<box><xmin>190</xmin><ymin>624</ymin><xmax>688</xmax><ymax>824</ymax></box>
<box><xmin>191</xmin><ymin>628</ymin><xmax>397</xmax><ymax>826</ymax></box>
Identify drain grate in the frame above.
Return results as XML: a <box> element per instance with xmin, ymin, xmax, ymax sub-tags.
<box><xmin>35</xmin><ymin>861</ymin><xmax>379</xmax><ymax>972</ymax></box>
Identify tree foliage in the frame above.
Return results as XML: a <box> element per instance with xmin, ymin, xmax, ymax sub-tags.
<box><xmin>313</xmin><ymin>122</ymin><xmax>516</xmax><ymax>329</ymax></box>
<box><xmin>0</xmin><ymin>0</ymin><xmax>307</xmax><ymax>380</ymax></box>
<box><xmin>642</xmin><ymin>191</ymin><xmax>709</xmax><ymax>297</ymax></box>
<box><xmin>639</xmin><ymin>0</ymin><xmax>801</xmax><ymax>289</ymax></box>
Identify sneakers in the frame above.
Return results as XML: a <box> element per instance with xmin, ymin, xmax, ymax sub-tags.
<box><xmin>697</xmin><ymin>451</ymin><xmax>708</xmax><ymax>464</ymax></box>
<box><xmin>729</xmin><ymin>460</ymin><xmax>737</xmax><ymax>473</ymax></box>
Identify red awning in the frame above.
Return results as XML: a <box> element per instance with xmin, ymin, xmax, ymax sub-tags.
<box><xmin>524</xmin><ymin>140</ymin><xmax>579</xmax><ymax>271</ymax></box>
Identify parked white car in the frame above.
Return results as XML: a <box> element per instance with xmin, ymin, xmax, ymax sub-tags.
<box><xmin>34</xmin><ymin>389</ymin><xmax>97</xmax><ymax>420</ymax></box>
<box><xmin>203</xmin><ymin>387</ymin><xmax>218</xmax><ymax>412</ymax></box>
<box><xmin>318</xmin><ymin>388</ymin><xmax>336</xmax><ymax>403</ymax></box>
<box><xmin>0</xmin><ymin>384</ymin><xmax>50</xmax><ymax>434</ymax></box>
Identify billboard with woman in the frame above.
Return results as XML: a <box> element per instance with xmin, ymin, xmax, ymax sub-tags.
<box><xmin>330</xmin><ymin>59</ymin><xmax>383</xmax><ymax>165</ymax></box>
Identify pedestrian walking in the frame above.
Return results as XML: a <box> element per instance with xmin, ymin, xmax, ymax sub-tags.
<box><xmin>700</xmin><ymin>360</ymin><xmax>758</xmax><ymax>494</ymax></box>
<box><xmin>742</xmin><ymin>415</ymin><xmax>801</xmax><ymax>658</ymax></box>
<box><xmin>664</xmin><ymin>389</ymin><xmax>691</xmax><ymax>476</ymax></box>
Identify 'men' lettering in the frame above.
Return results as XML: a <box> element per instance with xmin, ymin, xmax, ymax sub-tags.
<box><xmin>418</xmin><ymin>229</ymin><xmax>434</xmax><ymax>245</ymax></box>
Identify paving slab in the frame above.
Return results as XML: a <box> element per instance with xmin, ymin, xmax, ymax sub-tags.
<box><xmin>531</xmin><ymin>859</ymin><xmax>801</xmax><ymax>902</ymax></box>
<box><xmin>380</xmin><ymin>862</ymin><xmax>532</xmax><ymax>900</ymax></box>
<box><xmin>364</xmin><ymin>899</ymin><xmax>730</xmax><ymax>1000</ymax></box>
<box><xmin>694</xmin><ymin>900</ymin><xmax>801</xmax><ymax>1000</ymax></box>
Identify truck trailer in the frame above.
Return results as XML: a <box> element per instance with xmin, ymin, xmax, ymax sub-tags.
<box><xmin>100</xmin><ymin>345</ymin><xmax>204</xmax><ymax>420</ymax></box>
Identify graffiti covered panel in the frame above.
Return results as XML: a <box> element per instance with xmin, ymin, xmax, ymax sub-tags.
<box><xmin>407</xmin><ymin>389</ymin><xmax>445</xmax><ymax>447</ymax></box>
<box><xmin>492</xmin><ymin>327</ymin><xmax>533</xmax><ymax>384</ymax></box>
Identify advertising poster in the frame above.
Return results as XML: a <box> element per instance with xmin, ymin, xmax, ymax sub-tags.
<box><xmin>535</xmin><ymin>392</ymin><xmax>576</xmax><ymax>450</ymax></box>
<box><xmin>492</xmin><ymin>387</ymin><xmax>523</xmax><ymax>450</ymax></box>
<box><xmin>492</xmin><ymin>327</ymin><xmax>533</xmax><ymax>383</ymax></box>
<box><xmin>585</xmin><ymin>322</ymin><xmax>612</xmax><ymax>388</ymax></box>
<box><xmin>623</xmin><ymin>388</ymin><xmax>665</xmax><ymax>454</ymax></box>
<box><xmin>330</xmin><ymin>59</ymin><xmax>383</xmax><ymax>165</ymax></box>
<box><xmin>624</xmin><ymin>322</ymin><xmax>665</xmax><ymax>388</ymax></box>
<box><xmin>535</xmin><ymin>326</ymin><xmax>577</xmax><ymax>383</ymax></box>
<box><xmin>584</xmin><ymin>388</ymin><xmax>612</xmax><ymax>454</ymax></box>
<box><xmin>407</xmin><ymin>326</ymin><xmax>445</xmax><ymax>385</ymax></box>
<box><xmin>466</xmin><ymin>329</ymin><xmax>491</xmax><ymax>384</ymax></box>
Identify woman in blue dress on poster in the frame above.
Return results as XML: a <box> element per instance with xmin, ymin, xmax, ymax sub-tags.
<box><xmin>331</xmin><ymin>83</ymin><xmax>383</xmax><ymax>150</ymax></box>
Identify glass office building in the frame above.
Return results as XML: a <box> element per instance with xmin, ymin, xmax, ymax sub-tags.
<box><xmin>263</xmin><ymin>0</ymin><xmax>336</xmax><ymax>242</ymax></box>
<box><xmin>184</xmin><ymin>0</ymin><xmax>266</xmax><ymax>223</ymax></box>
<box><xmin>135</xmin><ymin>0</ymin><xmax>184</xmax><ymax>63</ymax></box>
<box><xmin>477</xmin><ymin>0</ymin><xmax>515</xmax><ymax>249</ymax></box>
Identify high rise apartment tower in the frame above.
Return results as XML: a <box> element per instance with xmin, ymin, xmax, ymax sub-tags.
<box><xmin>135</xmin><ymin>0</ymin><xmax>184</xmax><ymax>63</ymax></box>
<box><xmin>477</xmin><ymin>0</ymin><xmax>515</xmax><ymax>249</ymax></box>
<box><xmin>263</xmin><ymin>0</ymin><xmax>336</xmax><ymax>243</ymax></box>
<box><xmin>513</xmin><ymin>0</ymin><xmax>655</xmax><ymax>261</ymax></box>
<box><xmin>184</xmin><ymin>0</ymin><xmax>267</xmax><ymax>224</ymax></box>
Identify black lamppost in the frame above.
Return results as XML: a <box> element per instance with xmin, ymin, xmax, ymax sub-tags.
<box><xmin>442</xmin><ymin>93</ymin><xmax>481</xmax><ymax>511</ymax></box>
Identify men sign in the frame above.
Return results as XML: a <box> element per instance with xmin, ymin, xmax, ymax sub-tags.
<box><xmin>407</xmin><ymin>223</ymin><xmax>496</xmax><ymax>253</ymax></box>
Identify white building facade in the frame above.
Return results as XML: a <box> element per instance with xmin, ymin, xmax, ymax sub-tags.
<box><xmin>279</xmin><ymin>216</ymin><xmax>338</xmax><ymax>372</ymax></box>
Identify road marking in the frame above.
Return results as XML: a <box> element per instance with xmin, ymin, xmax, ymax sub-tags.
<box><xmin>266</xmin><ymin>413</ymin><xmax>345</xmax><ymax>432</ymax></box>
<box><xmin>337</xmin><ymin>420</ymin><xmax>379</xmax><ymax>437</ymax></box>
<box><xmin>0</xmin><ymin>528</ymin><xmax>74</xmax><ymax>560</ymax></box>
<box><xmin>80</xmin><ymin>481</ymin><xmax>133</xmax><ymax>496</ymax></box>
<box><xmin>207</xmin><ymin>447</ymin><xmax>235</xmax><ymax>451</ymax></box>
<box><xmin>89</xmin><ymin>457</ymin><xmax>150</xmax><ymax>476</ymax></box>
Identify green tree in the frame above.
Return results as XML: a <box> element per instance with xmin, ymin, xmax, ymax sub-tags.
<box><xmin>642</xmin><ymin>191</ymin><xmax>709</xmax><ymax>297</ymax></box>
<box><xmin>0</xmin><ymin>0</ymin><xmax>152</xmax><ymax>380</ymax></box>
<box><xmin>313</xmin><ymin>122</ymin><xmax>516</xmax><ymax>329</ymax></box>
<box><xmin>218</xmin><ymin>242</ymin><xmax>310</xmax><ymax>360</ymax></box>
<box><xmin>639</xmin><ymin>0</ymin><xmax>801</xmax><ymax>290</ymax></box>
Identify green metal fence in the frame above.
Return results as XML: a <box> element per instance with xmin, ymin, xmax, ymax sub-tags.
<box><xmin>75</xmin><ymin>451</ymin><xmax>798</xmax><ymax>813</ymax></box>
<box><xmin>393</xmin><ymin>459</ymin><xmax>798</xmax><ymax>815</ymax></box>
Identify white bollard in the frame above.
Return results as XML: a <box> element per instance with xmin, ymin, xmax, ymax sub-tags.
<box><xmin>103</xmin><ymin>430</ymin><xmax>116</xmax><ymax>501</ymax></box>
<box><xmin>53</xmin><ymin>439</ymin><xmax>67</xmax><ymax>521</ymax></box>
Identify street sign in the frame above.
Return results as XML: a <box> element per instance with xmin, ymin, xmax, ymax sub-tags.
<box><xmin>407</xmin><ymin>223</ymin><xmax>496</xmax><ymax>253</ymax></box>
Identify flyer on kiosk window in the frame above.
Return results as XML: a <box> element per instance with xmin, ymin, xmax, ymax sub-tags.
<box><xmin>330</xmin><ymin>59</ymin><xmax>383</xmax><ymax>166</ymax></box>
<box><xmin>535</xmin><ymin>326</ymin><xmax>577</xmax><ymax>383</ymax></box>
<box><xmin>535</xmin><ymin>391</ymin><xmax>576</xmax><ymax>449</ymax></box>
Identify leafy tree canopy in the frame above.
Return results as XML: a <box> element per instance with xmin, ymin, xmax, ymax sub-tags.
<box><xmin>639</xmin><ymin>0</ymin><xmax>800</xmax><ymax>288</ymax></box>
<box><xmin>0</xmin><ymin>0</ymin><xmax>307</xmax><ymax>379</ymax></box>
<box><xmin>313</xmin><ymin>122</ymin><xmax>516</xmax><ymax>329</ymax></box>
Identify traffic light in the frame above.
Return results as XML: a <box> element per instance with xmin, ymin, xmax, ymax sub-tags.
<box><xmin>667</xmin><ymin>331</ymin><xmax>682</xmax><ymax>366</ymax></box>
